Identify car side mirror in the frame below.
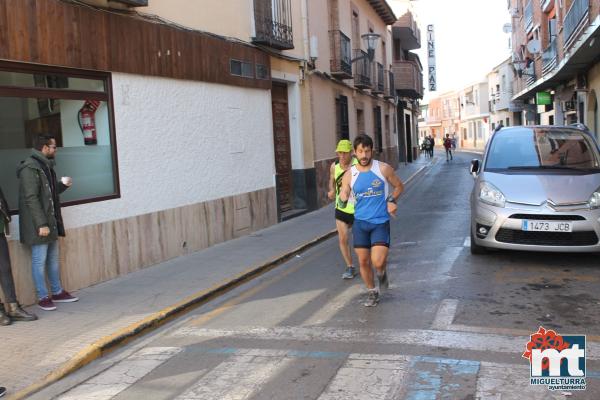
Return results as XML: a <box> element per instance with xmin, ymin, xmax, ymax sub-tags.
<box><xmin>470</xmin><ymin>159</ymin><xmax>480</xmax><ymax>177</ymax></box>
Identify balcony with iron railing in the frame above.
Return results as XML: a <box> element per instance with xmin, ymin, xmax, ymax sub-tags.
<box><xmin>524</xmin><ymin>63</ymin><xmax>536</xmax><ymax>87</ymax></box>
<box><xmin>541</xmin><ymin>0</ymin><xmax>553</xmax><ymax>12</ymax></box>
<box><xmin>563</xmin><ymin>0</ymin><xmax>589</xmax><ymax>50</ymax></box>
<box><xmin>384</xmin><ymin>70</ymin><xmax>395</xmax><ymax>99</ymax></box>
<box><xmin>392</xmin><ymin>10</ymin><xmax>421</xmax><ymax>50</ymax></box>
<box><xmin>252</xmin><ymin>0</ymin><xmax>294</xmax><ymax>50</ymax></box>
<box><xmin>372</xmin><ymin>63</ymin><xmax>385</xmax><ymax>94</ymax></box>
<box><xmin>353</xmin><ymin>49</ymin><xmax>372</xmax><ymax>89</ymax></box>
<box><xmin>542</xmin><ymin>38</ymin><xmax>558</xmax><ymax>76</ymax></box>
<box><xmin>391</xmin><ymin>60</ymin><xmax>423</xmax><ymax>99</ymax></box>
<box><xmin>524</xmin><ymin>0</ymin><xmax>534</xmax><ymax>33</ymax></box>
<box><xmin>329</xmin><ymin>30</ymin><xmax>352</xmax><ymax>79</ymax></box>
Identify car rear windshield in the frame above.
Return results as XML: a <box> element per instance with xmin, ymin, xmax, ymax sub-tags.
<box><xmin>485</xmin><ymin>128</ymin><xmax>600</xmax><ymax>172</ymax></box>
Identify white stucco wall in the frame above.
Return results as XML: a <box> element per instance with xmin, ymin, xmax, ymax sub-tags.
<box><xmin>10</xmin><ymin>73</ymin><xmax>275</xmax><ymax>231</ymax></box>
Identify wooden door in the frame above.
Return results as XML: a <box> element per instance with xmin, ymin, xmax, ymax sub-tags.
<box><xmin>271</xmin><ymin>82</ymin><xmax>293</xmax><ymax>213</ymax></box>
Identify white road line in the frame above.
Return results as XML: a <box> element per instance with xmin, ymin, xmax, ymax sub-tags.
<box><xmin>436</xmin><ymin>247</ymin><xmax>463</xmax><ymax>277</ymax></box>
<box><xmin>431</xmin><ymin>299</ymin><xmax>459</xmax><ymax>330</ymax></box>
<box><xmin>303</xmin><ymin>284</ymin><xmax>362</xmax><ymax>326</ymax></box>
<box><xmin>57</xmin><ymin>347</ymin><xmax>182</xmax><ymax>400</ymax></box>
<box><xmin>174</xmin><ymin>349</ymin><xmax>292</xmax><ymax>400</ymax></box>
<box><xmin>216</xmin><ymin>288</ymin><xmax>326</xmax><ymax>327</ymax></box>
<box><xmin>171</xmin><ymin>326</ymin><xmax>600</xmax><ymax>360</ymax></box>
<box><xmin>318</xmin><ymin>354</ymin><xmax>409</xmax><ymax>400</ymax></box>
<box><xmin>475</xmin><ymin>362</ymin><xmax>567</xmax><ymax>400</ymax></box>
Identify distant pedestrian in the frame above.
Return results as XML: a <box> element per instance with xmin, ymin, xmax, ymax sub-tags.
<box><xmin>1</xmin><ymin>185</ymin><xmax>37</xmax><ymax>325</ymax></box>
<box><xmin>451</xmin><ymin>134</ymin><xmax>457</xmax><ymax>150</ymax></box>
<box><xmin>421</xmin><ymin>140</ymin><xmax>429</xmax><ymax>157</ymax></box>
<box><xmin>443</xmin><ymin>134</ymin><xmax>453</xmax><ymax>161</ymax></box>
<box><xmin>338</xmin><ymin>134</ymin><xmax>405</xmax><ymax>307</ymax></box>
<box><xmin>17</xmin><ymin>134</ymin><xmax>79</xmax><ymax>311</ymax></box>
<box><xmin>428</xmin><ymin>135</ymin><xmax>435</xmax><ymax>157</ymax></box>
<box><xmin>328</xmin><ymin>140</ymin><xmax>358</xmax><ymax>279</ymax></box>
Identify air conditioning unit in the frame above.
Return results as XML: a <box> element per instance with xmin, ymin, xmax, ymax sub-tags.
<box><xmin>509</xmin><ymin>7</ymin><xmax>520</xmax><ymax>17</ymax></box>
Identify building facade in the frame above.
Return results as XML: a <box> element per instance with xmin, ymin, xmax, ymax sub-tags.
<box><xmin>440</xmin><ymin>91</ymin><xmax>461</xmax><ymax>146</ymax></box>
<box><xmin>0</xmin><ymin>0</ymin><xmax>280</xmax><ymax>305</ymax></box>
<box><xmin>390</xmin><ymin>0</ymin><xmax>425</xmax><ymax>162</ymax></box>
<box><xmin>142</xmin><ymin>0</ymin><xmax>317</xmax><ymax>219</ymax></box>
<box><xmin>458</xmin><ymin>81</ymin><xmax>491</xmax><ymax>150</ymax></box>
<box><xmin>309</xmin><ymin>0</ymin><xmax>399</xmax><ymax>207</ymax></box>
<box><xmin>488</xmin><ymin>57</ymin><xmax>518</xmax><ymax>132</ymax></box>
<box><xmin>508</xmin><ymin>0</ymin><xmax>600</xmax><ymax>135</ymax></box>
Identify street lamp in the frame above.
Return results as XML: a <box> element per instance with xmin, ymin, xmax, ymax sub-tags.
<box><xmin>351</xmin><ymin>33</ymin><xmax>381</xmax><ymax>63</ymax></box>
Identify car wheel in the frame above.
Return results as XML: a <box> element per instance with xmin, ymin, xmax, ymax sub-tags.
<box><xmin>470</xmin><ymin>228</ymin><xmax>487</xmax><ymax>255</ymax></box>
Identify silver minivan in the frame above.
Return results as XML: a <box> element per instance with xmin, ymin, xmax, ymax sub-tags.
<box><xmin>469</xmin><ymin>126</ymin><xmax>600</xmax><ymax>254</ymax></box>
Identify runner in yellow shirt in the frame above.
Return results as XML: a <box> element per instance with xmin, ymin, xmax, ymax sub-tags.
<box><xmin>327</xmin><ymin>140</ymin><xmax>358</xmax><ymax>279</ymax></box>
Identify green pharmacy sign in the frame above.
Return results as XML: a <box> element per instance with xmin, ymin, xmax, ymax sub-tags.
<box><xmin>536</xmin><ymin>92</ymin><xmax>552</xmax><ymax>105</ymax></box>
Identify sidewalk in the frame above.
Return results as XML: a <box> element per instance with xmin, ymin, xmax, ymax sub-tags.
<box><xmin>2</xmin><ymin>157</ymin><xmax>432</xmax><ymax>400</ymax></box>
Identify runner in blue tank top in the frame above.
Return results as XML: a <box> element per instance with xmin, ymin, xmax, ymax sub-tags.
<box><xmin>338</xmin><ymin>134</ymin><xmax>404</xmax><ymax>307</ymax></box>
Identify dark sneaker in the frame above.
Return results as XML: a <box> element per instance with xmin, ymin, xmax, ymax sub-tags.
<box><xmin>378</xmin><ymin>271</ymin><xmax>389</xmax><ymax>291</ymax></box>
<box><xmin>51</xmin><ymin>290</ymin><xmax>79</xmax><ymax>303</ymax></box>
<box><xmin>0</xmin><ymin>386</ymin><xmax>6</xmax><ymax>398</ymax></box>
<box><xmin>342</xmin><ymin>266</ymin><xmax>356</xmax><ymax>279</ymax></box>
<box><xmin>38</xmin><ymin>297</ymin><xmax>57</xmax><ymax>311</ymax></box>
<box><xmin>363</xmin><ymin>290</ymin><xmax>379</xmax><ymax>307</ymax></box>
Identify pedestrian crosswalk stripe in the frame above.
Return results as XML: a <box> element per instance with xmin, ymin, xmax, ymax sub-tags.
<box><xmin>318</xmin><ymin>354</ymin><xmax>409</xmax><ymax>400</ymax></box>
<box><xmin>171</xmin><ymin>325</ymin><xmax>600</xmax><ymax>360</ymax></box>
<box><xmin>475</xmin><ymin>362</ymin><xmax>567</xmax><ymax>399</ymax></box>
<box><xmin>303</xmin><ymin>284</ymin><xmax>362</xmax><ymax>326</ymax></box>
<box><xmin>54</xmin><ymin>345</ymin><xmax>598</xmax><ymax>399</ymax></box>
<box><xmin>57</xmin><ymin>347</ymin><xmax>182</xmax><ymax>400</ymax></box>
<box><xmin>174</xmin><ymin>349</ymin><xmax>293</xmax><ymax>400</ymax></box>
<box><xmin>431</xmin><ymin>299</ymin><xmax>459</xmax><ymax>330</ymax></box>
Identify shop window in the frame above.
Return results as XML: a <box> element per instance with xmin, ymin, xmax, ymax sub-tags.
<box><xmin>0</xmin><ymin>62</ymin><xmax>119</xmax><ymax>212</ymax></box>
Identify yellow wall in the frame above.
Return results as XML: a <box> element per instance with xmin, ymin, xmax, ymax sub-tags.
<box><xmin>308</xmin><ymin>0</ymin><xmax>394</xmax><ymax>75</ymax></box>
<box><xmin>141</xmin><ymin>0</ymin><xmax>306</xmax><ymax>59</ymax></box>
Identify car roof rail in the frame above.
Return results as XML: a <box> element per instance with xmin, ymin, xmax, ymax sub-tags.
<box><xmin>569</xmin><ymin>122</ymin><xmax>590</xmax><ymax>132</ymax></box>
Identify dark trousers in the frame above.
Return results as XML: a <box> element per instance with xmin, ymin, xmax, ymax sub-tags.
<box><xmin>0</xmin><ymin>233</ymin><xmax>17</xmax><ymax>303</ymax></box>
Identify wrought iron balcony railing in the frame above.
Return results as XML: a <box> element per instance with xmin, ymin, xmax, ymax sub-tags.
<box><xmin>524</xmin><ymin>63</ymin><xmax>536</xmax><ymax>86</ymax></box>
<box><xmin>388</xmin><ymin>71</ymin><xmax>395</xmax><ymax>99</ymax></box>
<box><xmin>372</xmin><ymin>63</ymin><xmax>385</xmax><ymax>94</ymax></box>
<box><xmin>329</xmin><ymin>30</ymin><xmax>352</xmax><ymax>79</ymax></box>
<box><xmin>353</xmin><ymin>49</ymin><xmax>372</xmax><ymax>89</ymax></box>
<box><xmin>563</xmin><ymin>0</ymin><xmax>589</xmax><ymax>49</ymax></box>
<box><xmin>542</xmin><ymin>39</ymin><xmax>558</xmax><ymax>76</ymax></box>
<box><xmin>253</xmin><ymin>0</ymin><xmax>294</xmax><ymax>50</ymax></box>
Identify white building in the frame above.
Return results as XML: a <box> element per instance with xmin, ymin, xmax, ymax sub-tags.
<box><xmin>459</xmin><ymin>81</ymin><xmax>490</xmax><ymax>150</ymax></box>
<box><xmin>488</xmin><ymin>57</ymin><xmax>518</xmax><ymax>132</ymax></box>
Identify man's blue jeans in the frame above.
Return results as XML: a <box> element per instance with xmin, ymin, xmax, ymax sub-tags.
<box><xmin>31</xmin><ymin>241</ymin><xmax>63</xmax><ymax>300</ymax></box>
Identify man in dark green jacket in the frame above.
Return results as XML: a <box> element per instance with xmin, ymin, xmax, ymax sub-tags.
<box><xmin>0</xmin><ymin>186</ymin><xmax>37</xmax><ymax>324</ymax></box>
<box><xmin>17</xmin><ymin>134</ymin><xmax>79</xmax><ymax>311</ymax></box>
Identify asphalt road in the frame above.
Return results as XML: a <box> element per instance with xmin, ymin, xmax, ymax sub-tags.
<box><xmin>38</xmin><ymin>151</ymin><xmax>600</xmax><ymax>399</ymax></box>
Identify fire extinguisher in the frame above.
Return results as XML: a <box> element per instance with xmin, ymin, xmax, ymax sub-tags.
<box><xmin>78</xmin><ymin>100</ymin><xmax>101</xmax><ymax>145</ymax></box>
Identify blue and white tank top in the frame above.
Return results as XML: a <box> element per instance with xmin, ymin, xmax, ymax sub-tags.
<box><xmin>350</xmin><ymin>160</ymin><xmax>390</xmax><ymax>224</ymax></box>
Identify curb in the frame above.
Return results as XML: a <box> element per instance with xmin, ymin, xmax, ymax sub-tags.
<box><xmin>10</xmin><ymin>230</ymin><xmax>337</xmax><ymax>400</ymax></box>
<box><xmin>10</xmin><ymin>160</ymin><xmax>432</xmax><ymax>400</ymax></box>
